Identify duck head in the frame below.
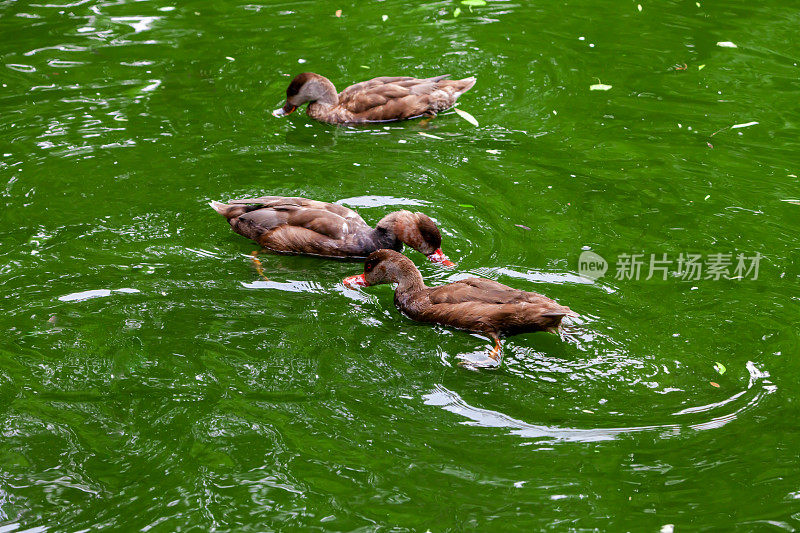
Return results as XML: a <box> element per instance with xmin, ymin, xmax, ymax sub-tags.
<box><xmin>376</xmin><ymin>210</ymin><xmax>455</xmax><ymax>267</ymax></box>
<box><xmin>344</xmin><ymin>249</ymin><xmax>422</xmax><ymax>288</ymax></box>
<box><xmin>272</xmin><ymin>73</ymin><xmax>338</xmax><ymax>117</ymax></box>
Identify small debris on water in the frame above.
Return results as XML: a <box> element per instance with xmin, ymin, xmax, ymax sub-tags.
<box><xmin>453</xmin><ymin>107</ymin><xmax>479</xmax><ymax>126</ymax></box>
<box><xmin>590</xmin><ymin>81</ymin><xmax>612</xmax><ymax>91</ymax></box>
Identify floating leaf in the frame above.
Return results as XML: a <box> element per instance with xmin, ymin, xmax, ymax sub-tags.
<box><xmin>360</xmin><ymin>65</ymin><xmax>370</xmax><ymax>69</ymax></box>
<box><xmin>590</xmin><ymin>83</ymin><xmax>612</xmax><ymax>91</ymax></box>
<box><xmin>698</xmin><ymin>64</ymin><xmax>706</xmax><ymax>70</ymax></box>
<box><xmin>453</xmin><ymin>107</ymin><xmax>479</xmax><ymax>127</ymax></box>
<box><xmin>454</xmin><ymin>7</ymin><xmax>461</xmax><ymax>17</ymax></box>
<box><xmin>716</xmin><ymin>41</ymin><xmax>737</xmax><ymax>48</ymax></box>
<box><xmin>637</xmin><ymin>4</ymin><xmax>642</xmax><ymax>11</ymax></box>
<box><xmin>459</xmin><ymin>203</ymin><xmax>474</xmax><ymax>208</ymax></box>
<box><xmin>710</xmin><ymin>381</ymin><xmax>720</xmax><ymax>388</ymax></box>
<box><xmin>780</xmin><ymin>199</ymin><xmax>800</xmax><ymax>205</ymax></box>
<box><xmin>486</xmin><ymin>149</ymin><xmax>501</xmax><ymax>154</ymax></box>
<box><xmin>461</xmin><ymin>0</ymin><xmax>487</xmax><ymax>5</ymax></box>
<box><xmin>418</xmin><ymin>132</ymin><xmax>444</xmax><ymax>140</ymax></box>
<box><xmin>335</xmin><ymin>9</ymin><xmax>342</xmax><ymax>17</ymax></box>
<box><xmin>714</xmin><ymin>362</ymin><xmax>726</xmax><ymax>375</ymax></box>
<box><xmin>515</xmin><ymin>224</ymin><xmax>531</xmax><ymax>230</ymax></box>
<box><xmin>381</xmin><ymin>14</ymin><xmax>388</xmax><ymax>21</ymax></box>
<box><xmin>704</xmin><ymin>194</ymin><xmax>710</xmax><ymax>200</ymax></box>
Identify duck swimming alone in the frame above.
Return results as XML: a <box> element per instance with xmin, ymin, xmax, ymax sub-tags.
<box><xmin>343</xmin><ymin>249</ymin><xmax>573</xmax><ymax>368</ymax></box>
<box><xmin>272</xmin><ymin>73</ymin><xmax>476</xmax><ymax>124</ymax></box>
<box><xmin>210</xmin><ymin>196</ymin><xmax>454</xmax><ymax>265</ymax></box>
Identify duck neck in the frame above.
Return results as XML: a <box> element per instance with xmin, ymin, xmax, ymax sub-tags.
<box><xmin>307</xmin><ymin>76</ymin><xmax>338</xmax><ymax>106</ymax></box>
<box><xmin>368</xmin><ymin>225</ymin><xmax>402</xmax><ymax>253</ymax></box>
<box><xmin>393</xmin><ymin>266</ymin><xmax>425</xmax><ymax>295</ymax></box>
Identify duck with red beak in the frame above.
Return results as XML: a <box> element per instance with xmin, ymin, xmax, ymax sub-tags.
<box><xmin>344</xmin><ymin>250</ymin><xmax>574</xmax><ymax>369</ymax></box>
<box><xmin>210</xmin><ymin>196</ymin><xmax>455</xmax><ymax>266</ymax></box>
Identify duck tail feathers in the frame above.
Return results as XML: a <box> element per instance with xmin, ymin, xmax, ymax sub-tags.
<box><xmin>209</xmin><ymin>200</ymin><xmax>231</xmax><ymax>216</ymax></box>
<box><xmin>453</xmin><ymin>76</ymin><xmax>476</xmax><ymax>98</ymax></box>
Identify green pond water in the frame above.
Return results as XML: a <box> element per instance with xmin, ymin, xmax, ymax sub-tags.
<box><xmin>2</xmin><ymin>0</ymin><xmax>799</xmax><ymax>530</ymax></box>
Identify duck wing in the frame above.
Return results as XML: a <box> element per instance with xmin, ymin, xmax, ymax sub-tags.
<box><xmin>227</xmin><ymin>196</ymin><xmax>366</xmax><ymax>226</ymax></box>
<box><xmin>337</xmin><ymin>75</ymin><xmax>475</xmax><ymax>122</ymax></box>
<box><xmin>338</xmin><ymin>75</ymin><xmax>450</xmax><ymax>103</ymax></box>
<box><xmin>427</xmin><ymin>278</ymin><xmax>538</xmax><ymax>305</ymax></box>
<box><xmin>418</xmin><ymin>278</ymin><xmax>572</xmax><ymax>335</ymax></box>
<box><xmin>222</xmin><ymin>197</ymin><xmax>369</xmax><ymax>249</ymax></box>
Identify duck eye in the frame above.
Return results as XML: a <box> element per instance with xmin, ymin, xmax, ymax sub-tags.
<box><xmin>365</xmin><ymin>263</ymin><xmax>374</xmax><ymax>272</ymax></box>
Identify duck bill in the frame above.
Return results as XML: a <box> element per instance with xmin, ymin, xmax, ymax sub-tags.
<box><xmin>428</xmin><ymin>249</ymin><xmax>455</xmax><ymax>267</ymax></box>
<box><xmin>343</xmin><ymin>273</ymin><xmax>369</xmax><ymax>288</ymax></box>
<box><xmin>272</xmin><ymin>103</ymin><xmax>297</xmax><ymax>117</ymax></box>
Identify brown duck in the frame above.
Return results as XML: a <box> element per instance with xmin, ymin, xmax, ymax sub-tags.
<box><xmin>210</xmin><ymin>196</ymin><xmax>454</xmax><ymax>265</ymax></box>
<box><xmin>343</xmin><ymin>250</ymin><xmax>574</xmax><ymax>368</ymax></box>
<box><xmin>272</xmin><ymin>72</ymin><xmax>476</xmax><ymax>124</ymax></box>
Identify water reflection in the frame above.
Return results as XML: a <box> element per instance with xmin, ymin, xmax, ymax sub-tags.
<box><xmin>57</xmin><ymin>287</ymin><xmax>140</xmax><ymax>302</ymax></box>
<box><xmin>2</xmin><ymin>0</ymin><xmax>799</xmax><ymax>528</ymax></box>
<box><xmin>424</xmin><ymin>360</ymin><xmax>775</xmax><ymax>443</ymax></box>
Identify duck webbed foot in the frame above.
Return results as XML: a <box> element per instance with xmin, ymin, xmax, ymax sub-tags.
<box><xmin>458</xmin><ymin>337</ymin><xmax>503</xmax><ymax>370</ymax></box>
<box><xmin>250</xmin><ymin>250</ymin><xmax>269</xmax><ymax>281</ymax></box>
<box><xmin>418</xmin><ymin>114</ymin><xmax>437</xmax><ymax>127</ymax></box>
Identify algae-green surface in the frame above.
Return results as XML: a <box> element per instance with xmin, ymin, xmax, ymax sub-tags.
<box><xmin>1</xmin><ymin>0</ymin><xmax>799</xmax><ymax>530</ymax></box>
